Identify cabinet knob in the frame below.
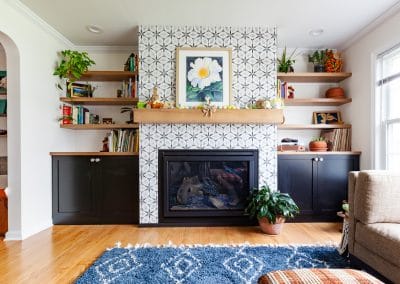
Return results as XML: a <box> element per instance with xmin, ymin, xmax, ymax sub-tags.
<box><xmin>319</xmin><ymin>157</ymin><xmax>324</xmax><ymax>162</ymax></box>
<box><xmin>313</xmin><ymin>157</ymin><xmax>318</xmax><ymax>162</ymax></box>
<box><xmin>90</xmin><ymin>158</ymin><xmax>95</xmax><ymax>162</ymax></box>
<box><xmin>95</xmin><ymin>158</ymin><xmax>101</xmax><ymax>162</ymax></box>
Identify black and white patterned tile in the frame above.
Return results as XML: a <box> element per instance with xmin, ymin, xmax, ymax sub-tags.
<box><xmin>138</xmin><ymin>25</ymin><xmax>277</xmax><ymax>224</ymax></box>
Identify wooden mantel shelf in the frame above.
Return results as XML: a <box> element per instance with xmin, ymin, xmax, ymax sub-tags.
<box><xmin>134</xmin><ymin>109</ymin><xmax>284</xmax><ymax>124</ymax></box>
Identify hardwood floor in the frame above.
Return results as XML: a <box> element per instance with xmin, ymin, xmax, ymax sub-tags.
<box><xmin>0</xmin><ymin>223</ymin><xmax>342</xmax><ymax>283</ymax></box>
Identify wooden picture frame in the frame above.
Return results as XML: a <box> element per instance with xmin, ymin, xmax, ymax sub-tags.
<box><xmin>70</xmin><ymin>82</ymin><xmax>91</xmax><ymax>98</ymax></box>
<box><xmin>313</xmin><ymin>111</ymin><xmax>342</xmax><ymax>124</ymax></box>
<box><xmin>176</xmin><ymin>47</ymin><xmax>232</xmax><ymax>107</ymax></box>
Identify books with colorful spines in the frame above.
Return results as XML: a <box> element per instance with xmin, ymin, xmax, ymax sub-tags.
<box><xmin>72</xmin><ymin>106</ymin><xmax>78</xmax><ymax>125</ymax></box>
<box><xmin>61</xmin><ymin>104</ymin><xmax>72</xmax><ymax>125</ymax></box>
<box><xmin>133</xmin><ymin>130</ymin><xmax>139</xmax><ymax>152</ymax></box>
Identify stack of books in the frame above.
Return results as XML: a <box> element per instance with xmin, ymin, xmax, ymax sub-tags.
<box><xmin>107</xmin><ymin>129</ymin><xmax>139</xmax><ymax>152</ymax></box>
<box><xmin>277</xmin><ymin>138</ymin><xmax>305</xmax><ymax>152</ymax></box>
<box><xmin>60</xmin><ymin>104</ymin><xmax>99</xmax><ymax>125</ymax></box>
<box><xmin>320</xmin><ymin>129</ymin><xmax>351</xmax><ymax>151</ymax></box>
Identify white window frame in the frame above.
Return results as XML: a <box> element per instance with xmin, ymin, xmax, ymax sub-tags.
<box><xmin>374</xmin><ymin>43</ymin><xmax>400</xmax><ymax>170</ymax></box>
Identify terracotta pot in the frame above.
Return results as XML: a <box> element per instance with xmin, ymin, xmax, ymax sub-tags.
<box><xmin>258</xmin><ymin>216</ymin><xmax>285</xmax><ymax>235</ymax></box>
<box><xmin>309</xmin><ymin>141</ymin><xmax>328</xmax><ymax>152</ymax></box>
<box><xmin>325</xmin><ymin>87</ymin><xmax>345</xmax><ymax>98</ymax></box>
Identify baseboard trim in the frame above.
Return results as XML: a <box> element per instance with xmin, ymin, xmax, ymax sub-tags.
<box><xmin>5</xmin><ymin>230</ymin><xmax>22</xmax><ymax>240</ymax></box>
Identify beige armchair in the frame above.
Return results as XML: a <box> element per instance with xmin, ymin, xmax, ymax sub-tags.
<box><xmin>348</xmin><ymin>171</ymin><xmax>400</xmax><ymax>283</ymax></box>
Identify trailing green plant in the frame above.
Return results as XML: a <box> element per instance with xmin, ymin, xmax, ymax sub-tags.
<box><xmin>311</xmin><ymin>137</ymin><xmax>326</xmax><ymax>142</ymax></box>
<box><xmin>308</xmin><ymin>49</ymin><xmax>327</xmax><ymax>65</ymax></box>
<box><xmin>245</xmin><ymin>185</ymin><xmax>299</xmax><ymax>224</ymax></box>
<box><xmin>277</xmin><ymin>47</ymin><xmax>296</xmax><ymax>73</ymax></box>
<box><xmin>53</xmin><ymin>50</ymin><xmax>95</xmax><ymax>90</ymax></box>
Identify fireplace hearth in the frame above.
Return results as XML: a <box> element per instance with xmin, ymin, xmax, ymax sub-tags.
<box><xmin>159</xmin><ymin>150</ymin><xmax>258</xmax><ymax>225</ymax></box>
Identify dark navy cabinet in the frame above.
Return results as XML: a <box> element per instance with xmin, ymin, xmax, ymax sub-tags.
<box><xmin>52</xmin><ymin>155</ymin><xmax>139</xmax><ymax>224</ymax></box>
<box><xmin>278</xmin><ymin>153</ymin><xmax>360</xmax><ymax>221</ymax></box>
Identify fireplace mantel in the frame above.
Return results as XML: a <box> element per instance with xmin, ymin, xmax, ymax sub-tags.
<box><xmin>134</xmin><ymin>109</ymin><xmax>284</xmax><ymax>124</ymax></box>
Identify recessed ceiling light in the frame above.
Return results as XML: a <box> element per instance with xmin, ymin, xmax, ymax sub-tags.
<box><xmin>309</xmin><ymin>29</ymin><xmax>324</xmax><ymax>37</ymax></box>
<box><xmin>86</xmin><ymin>25</ymin><xmax>103</xmax><ymax>34</ymax></box>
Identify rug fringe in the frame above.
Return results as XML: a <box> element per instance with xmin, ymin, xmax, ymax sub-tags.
<box><xmin>109</xmin><ymin>241</ymin><xmax>339</xmax><ymax>250</ymax></box>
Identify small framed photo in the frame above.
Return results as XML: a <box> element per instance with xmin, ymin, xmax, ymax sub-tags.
<box><xmin>102</xmin><ymin>118</ymin><xmax>113</xmax><ymax>124</ymax></box>
<box><xmin>176</xmin><ymin>47</ymin><xmax>232</xmax><ymax>107</ymax></box>
<box><xmin>70</xmin><ymin>83</ymin><xmax>91</xmax><ymax>98</ymax></box>
<box><xmin>313</xmin><ymin>111</ymin><xmax>342</xmax><ymax>124</ymax></box>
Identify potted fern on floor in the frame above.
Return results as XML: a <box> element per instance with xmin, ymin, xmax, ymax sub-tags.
<box><xmin>245</xmin><ymin>185</ymin><xmax>299</xmax><ymax>235</ymax></box>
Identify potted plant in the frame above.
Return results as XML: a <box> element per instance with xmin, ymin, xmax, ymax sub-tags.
<box><xmin>308</xmin><ymin>50</ymin><xmax>327</xmax><ymax>72</ymax></box>
<box><xmin>53</xmin><ymin>50</ymin><xmax>96</xmax><ymax>93</ymax></box>
<box><xmin>309</xmin><ymin>137</ymin><xmax>328</xmax><ymax>151</ymax></box>
<box><xmin>277</xmin><ymin>47</ymin><xmax>296</xmax><ymax>73</ymax></box>
<box><xmin>245</xmin><ymin>185</ymin><xmax>299</xmax><ymax>235</ymax></box>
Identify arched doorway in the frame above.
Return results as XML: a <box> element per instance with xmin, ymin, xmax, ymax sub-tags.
<box><xmin>0</xmin><ymin>31</ymin><xmax>22</xmax><ymax>240</ymax></box>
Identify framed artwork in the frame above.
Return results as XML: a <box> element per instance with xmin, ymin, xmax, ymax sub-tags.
<box><xmin>70</xmin><ymin>82</ymin><xmax>91</xmax><ymax>98</ymax></box>
<box><xmin>176</xmin><ymin>47</ymin><xmax>232</xmax><ymax>107</ymax></box>
<box><xmin>313</xmin><ymin>111</ymin><xmax>342</xmax><ymax>124</ymax></box>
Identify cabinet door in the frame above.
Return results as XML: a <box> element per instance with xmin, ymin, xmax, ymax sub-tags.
<box><xmin>315</xmin><ymin>155</ymin><xmax>359</xmax><ymax>216</ymax></box>
<box><xmin>96</xmin><ymin>156</ymin><xmax>139</xmax><ymax>224</ymax></box>
<box><xmin>52</xmin><ymin>156</ymin><xmax>97</xmax><ymax>224</ymax></box>
<box><xmin>278</xmin><ymin>155</ymin><xmax>315</xmax><ymax>218</ymax></box>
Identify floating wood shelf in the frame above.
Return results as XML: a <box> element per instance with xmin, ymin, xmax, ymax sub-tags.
<box><xmin>277</xmin><ymin>72</ymin><xmax>352</xmax><ymax>83</ymax></box>
<box><xmin>277</xmin><ymin>151</ymin><xmax>361</xmax><ymax>155</ymax></box>
<box><xmin>278</xmin><ymin>124</ymin><xmax>352</xmax><ymax>130</ymax></box>
<box><xmin>77</xmin><ymin>71</ymin><xmax>137</xmax><ymax>81</ymax></box>
<box><xmin>284</xmin><ymin>98</ymin><xmax>352</xmax><ymax>106</ymax></box>
<box><xmin>134</xmin><ymin>109</ymin><xmax>284</xmax><ymax>124</ymax></box>
<box><xmin>60</xmin><ymin>97</ymin><xmax>138</xmax><ymax>105</ymax></box>
<box><xmin>60</xmin><ymin>123</ymin><xmax>138</xmax><ymax>130</ymax></box>
<box><xmin>50</xmin><ymin>152</ymin><xmax>139</xmax><ymax>156</ymax></box>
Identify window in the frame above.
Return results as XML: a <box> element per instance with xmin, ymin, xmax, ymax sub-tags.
<box><xmin>375</xmin><ymin>44</ymin><xmax>400</xmax><ymax>170</ymax></box>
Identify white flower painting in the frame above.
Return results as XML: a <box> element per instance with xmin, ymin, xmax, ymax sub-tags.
<box><xmin>176</xmin><ymin>48</ymin><xmax>231</xmax><ymax>107</ymax></box>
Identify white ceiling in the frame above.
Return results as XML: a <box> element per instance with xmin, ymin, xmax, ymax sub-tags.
<box><xmin>19</xmin><ymin>0</ymin><xmax>400</xmax><ymax>48</ymax></box>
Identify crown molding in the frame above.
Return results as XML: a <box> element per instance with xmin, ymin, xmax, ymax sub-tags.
<box><xmin>7</xmin><ymin>0</ymin><xmax>74</xmax><ymax>48</ymax></box>
<box><xmin>340</xmin><ymin>2</ymin><xmax>400</xmax><ymax>51</ymax></box>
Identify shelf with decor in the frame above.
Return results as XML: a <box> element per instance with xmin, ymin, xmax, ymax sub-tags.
<box><xmin>278</xmin><ymin>124</ymin><xmax>351</xmax><ymax>130</ymax></box>
<box><xmin>284</xmin><ymin>98</ymin><xmax>352</xmax><ymax>106</ymax></box>
<box><xmin>60</xmin><ymin>97</ymin><xmax>138</xmax><ymax>105</ymax></box>
<box><xmin>277</xmin><ymin>72</ymin><xmax>352</xmax><ymax>83</ymax></box>
<box><xmin>77</xmin><ymin>70</ymin><xmax>137</xmax><ymax>81</ymax></box>
<box><xmin>60</xmin><ymin>123</ymin><xmax>138</xmax><ymax>130</ymax></box>
<box><xmin>134</xmin><ymin>108</ymin><xmax>284</xmax><ymax>124</ymax></box>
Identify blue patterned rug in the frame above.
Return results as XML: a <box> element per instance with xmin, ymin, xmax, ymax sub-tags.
<box><xmin>76</xmin><ymin>243</ymin><xmax>349</xmax><ymax>284</ymax></box>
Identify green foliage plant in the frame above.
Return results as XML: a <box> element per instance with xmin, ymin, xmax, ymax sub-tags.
<box><xmin>311</xmin><ymin>137</ymin><xmax>326</xmax><ymax>142</ymax></box>
<box><xmin>308</xmin><ymin>49</ymin><xmax>327</xmax><ymax>65</ymax></box>
<box><xmin>245</xmin><ymin>185</ymin><xmax>299</xmax><ymax>224</ymax></box>
<box><xmin>53</xmin><ymin>50</ymin><xmax>95</xmax><ymax>90</ymax></box>
<box><xmin>277</xmin><ymin>47</ymin><xmax>296</xmax><ymax>73</ymax></box>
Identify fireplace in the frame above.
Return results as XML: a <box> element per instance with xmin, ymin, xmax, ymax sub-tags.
<box><xmin>158</xmin><ymin>150</ymin><xmax>258</xmax><ymax>225</ymax></box>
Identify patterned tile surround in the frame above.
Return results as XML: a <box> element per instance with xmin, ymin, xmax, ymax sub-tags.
<box><xmin>138</xmin><ymin>25</ymin><xmax>277</xmax><ymax>224</ymax></box>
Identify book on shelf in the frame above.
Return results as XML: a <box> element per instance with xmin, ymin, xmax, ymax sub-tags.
<box><xmin>107</xmin><ymin>129</ymin><xmax>139</xmax><ymax>152</ymax></box>
<box><xmin>320</xmin><ymin>128</ymin><xmax>351</xmax><ymax>151</ymax></box>
<box><xmin>60</xmin><ymin>104</ymin><xmax>95</xmax><ymax>125</ymax></box>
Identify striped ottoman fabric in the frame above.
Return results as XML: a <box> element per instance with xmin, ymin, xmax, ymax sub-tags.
<box><xmin>258</xmin><ymin>268</ymin><xmax>383</xmax><ymax>284</ymax></box>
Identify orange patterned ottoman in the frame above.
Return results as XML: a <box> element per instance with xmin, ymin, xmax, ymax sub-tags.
<box><xmin>258</xmin><ymin>268</ymin><xmax>383</xmax><ymax>284</ymax></box>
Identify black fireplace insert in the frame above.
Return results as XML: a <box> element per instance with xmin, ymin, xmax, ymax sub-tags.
<box><xmin>158</xmin><ymin>150</ymin><xmax>258</xmax><ymax>225</ymax></box>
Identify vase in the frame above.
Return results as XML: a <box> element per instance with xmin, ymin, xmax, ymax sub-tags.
<box><xmin>258</xmin><ymin>216</ymin><xmax>285</xmax><ymax>235</ymax></box>
<box><xmin>314</xmin><ymin>64</ymin><xmax>325</xmax><ymax>72</ymax></box>
<box><xmin>309</xmin><ymin>141</ymin><xmax>328</xmax><ymax>152</ymax></box>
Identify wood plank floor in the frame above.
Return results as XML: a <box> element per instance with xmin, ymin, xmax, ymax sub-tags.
<box><xmin>0</xmin><ymin>223</ymin><xmax>342</xmax><ymax>283</ymax></box>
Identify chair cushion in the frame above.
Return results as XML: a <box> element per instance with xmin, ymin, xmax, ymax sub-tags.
<box><xmin>258</xmin><ymin>268</ymin><xmax>383</xmax><ymax>284</ymax></box>
<box><xmin>355</xmin><ymin>222</ymin><xmax>400</xmax><ymax>267</ymax></box>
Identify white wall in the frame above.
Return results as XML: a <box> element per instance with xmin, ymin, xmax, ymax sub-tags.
<box><xmin>342</xmin><ymin>10</ymin><xmax>400</xmax><ymax>170</ymax></box>
<box><xmin>0</xmin><ymin>0</ymin><xmax>73</xmax><ymax>239</ymax></box>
